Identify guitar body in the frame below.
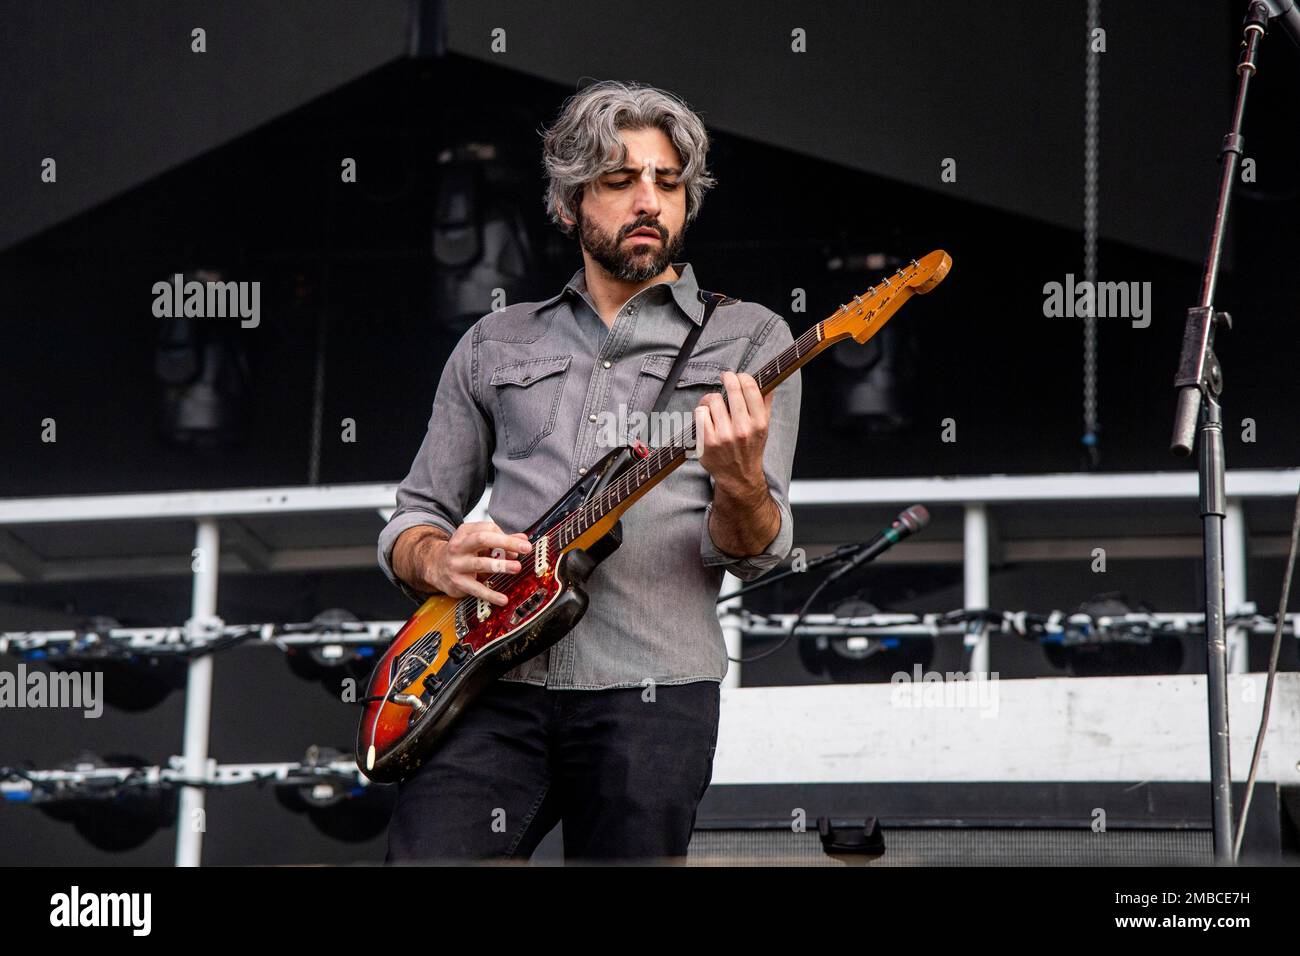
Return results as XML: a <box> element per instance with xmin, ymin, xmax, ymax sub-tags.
<box><xmin>356</xmin><ymin>448</ymin><xmax>630</xmax><ymax>784</ymax></box>
<box><xmin>355</xmin><ymin>249</ymin><xmax>952</xmax><ymax>783</ymax></box>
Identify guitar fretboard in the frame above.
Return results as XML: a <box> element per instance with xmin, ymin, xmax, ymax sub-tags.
<box><xmin>550</xmin><ymin>320</ymin><xmax>827</xmax><ymax>551</ymax></box>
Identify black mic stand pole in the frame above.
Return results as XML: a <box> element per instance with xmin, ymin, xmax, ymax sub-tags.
<box><xmin>1169</xmin><ymin>1</ymin><xmax>1272</xmax><ymax>863</ymax></box>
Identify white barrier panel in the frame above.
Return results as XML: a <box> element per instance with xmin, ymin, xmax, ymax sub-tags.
<box><xmin>713</xmin><ymin>673</ymin><xmax>1300</xmax><ymax>785</ymax></box>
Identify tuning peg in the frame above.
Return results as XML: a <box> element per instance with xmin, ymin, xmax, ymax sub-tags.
<box><xmin>852</xmin><ymin>294</ymin><xmax>863</xmax><ymax>304</ymax></box>
<box><xmin>909</xmin><ymin>258</ymin><xmax>919</xmax><ymax>269</ymax></box>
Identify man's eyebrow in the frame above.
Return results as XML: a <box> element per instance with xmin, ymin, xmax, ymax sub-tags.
<box><xmin>605</xmin><ymin>165</ymin><xmax>683</xmax><ymax>176</ymax></box>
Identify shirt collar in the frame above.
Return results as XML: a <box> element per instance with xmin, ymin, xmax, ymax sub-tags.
<box><xmin>529</xmin><ymin>261</ymin><xmax>707</xmax><ymax>325</ymax></box>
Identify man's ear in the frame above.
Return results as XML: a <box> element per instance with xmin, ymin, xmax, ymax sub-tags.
<box><xmin>555</xmin><ymin>198</ymin><xmax>577</xmax><ymax>230</ymax></box>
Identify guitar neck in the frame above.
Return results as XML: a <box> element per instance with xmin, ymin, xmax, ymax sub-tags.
<box><xmin>550</xmin><ymin>317</ymin><xmax>846</xmax><ymax>552</ymax></box>
<box><xmin>533</xmin><ymin>249</ymin><xmax>951</xmax><ymax>559</ymax></box>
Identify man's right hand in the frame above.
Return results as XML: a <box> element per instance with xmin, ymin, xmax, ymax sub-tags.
<box><xmin>393</xmin><ymin>521</ymin><xmax>533</xmax><ymax>606</ymax></box>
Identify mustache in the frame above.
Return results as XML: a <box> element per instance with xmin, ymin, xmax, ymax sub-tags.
<box><xmin>622</xmin><ymin>220</ymin><xmax>667</xmax><ymax>239</ymax></box>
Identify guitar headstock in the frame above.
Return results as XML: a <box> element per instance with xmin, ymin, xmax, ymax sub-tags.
<box><xmin>822</xmin><ymin>249</ymin><xmax>951</xmax><ymax>344</ymax></box>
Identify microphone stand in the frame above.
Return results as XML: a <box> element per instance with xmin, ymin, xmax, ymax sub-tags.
<box><xmin>714</xmin><ymin>540</ymin><xmax>873</xmax><ymax>604</ymax></box>
<box><xmin>1168</xmin><ymin>1</ymin><xmax>1274</xmax><ymax>863</ymax></box>
<box><xmin>716</xmin><ymin>540</ymin><xmax>886</xmax><ymax>666</ymax></box>
<box><xmin>717</xmin><ymin>508</ymin><xmax>930</xmax><ymax>664</ymax></box>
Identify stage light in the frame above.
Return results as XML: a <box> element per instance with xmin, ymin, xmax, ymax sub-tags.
<box><xmin>35</xmin><ymin>752</ymin><xmax>175</xmax><ymax>852</ymax></box>
<box><xmin>29</xmin><ymin>616</ymin><xmax>187</xmax><ymax>712</ymax></box>
<box><xmin>283</xmin><ymin>608</ymin><xmax>376</xmax><ymax>699</ymax></box>
<box><xmin>824</xmin><ymin>251</ymin><xmax>917</xmax><ymax>434</ymax></box>
<box><xmin>431</xmin><ymin>143</ymin><xmax>537</xmax><ymax>335</ymax></box>
<box><xmin>1042</xmin><ymin>593</ymin><xmax>1184</xmax><ymax>677</ymax></box>
<box><xmin>797</xmin><ymin>598</ymin><xmax>935</xmax><ymax>683</ymax></box>
<box><xmin>154</xmin><ymin>268</ymin><xmax>252</xmax><ymax>447</ymax></box>
<box><xmin>273</xmin><ymin>747</ymin><xmax>395</xmax><ymax>842</ymax></box>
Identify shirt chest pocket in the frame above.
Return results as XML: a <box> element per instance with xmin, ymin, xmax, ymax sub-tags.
<box><xmin>489</xmin><ymin>355</ymin><xmax>572</xmax><ymax>459</ymax></box>
<box><xmin>626</xmin><ymin>353</ymin><xmax>725</xmax><ymax>442</ymax></box>
<box><xmin>631</xmin><ymin>353</ymin><xmax>726</xmax><ymax>404</ymax></box>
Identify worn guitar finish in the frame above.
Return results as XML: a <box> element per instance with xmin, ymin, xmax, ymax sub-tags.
<box><xmin>356</xmin><ymin>250</ymin><xmax>952</xmax><ymax>783</ymax></box>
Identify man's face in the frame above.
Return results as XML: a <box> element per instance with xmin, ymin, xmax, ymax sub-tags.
<box><xmin>571</xmin><ymin>126</ymin><xmax>688</xmax><ymax>282</ymax></box>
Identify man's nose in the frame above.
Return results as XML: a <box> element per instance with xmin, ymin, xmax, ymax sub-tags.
<box><xmin>631</xmin><ymin>175</ymin><xmax>661</xmax><ymax>217</ymax></box>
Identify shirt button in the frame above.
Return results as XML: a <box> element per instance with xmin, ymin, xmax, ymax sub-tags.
<box><xmin>588</xmin><ymin>414</ymin><xmax>597</xmax><ymax>422</ymax></box>
<box><xmin>625</xmin><ymin>305</ymin><xmax>636</xmax><ymax>315</ymax></box>
<box><xmin>578</xmin><ymin>467</ymin><xmax>587</xmax><ymax>475</ymax></box>
<box><xmin>602</xmin><ymin>360</ymin><xmax>612</xmax><ymax>369</ymax></box>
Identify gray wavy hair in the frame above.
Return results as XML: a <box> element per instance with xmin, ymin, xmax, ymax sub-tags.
<box><xmin>541</xmin><ymin>80</ymin><xmax>716</xmax><ymax>236</ymax></box>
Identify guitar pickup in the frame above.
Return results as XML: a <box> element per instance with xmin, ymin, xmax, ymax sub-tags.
<box><xmin>511</xmin><ymin>590</ymin><xmax>547</xmax><ymax>623</ymax></box>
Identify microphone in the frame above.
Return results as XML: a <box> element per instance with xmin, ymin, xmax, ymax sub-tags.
<box><xmin>825</xmin><ymin>505</ymin><xmax>930</xmax><ymax>584</ymax></box>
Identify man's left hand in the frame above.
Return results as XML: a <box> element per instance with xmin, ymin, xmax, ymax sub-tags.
<box><xmin>694</xmin><ymin>370</ymin><xmax>773</xmax><ymax>493</ymax></box>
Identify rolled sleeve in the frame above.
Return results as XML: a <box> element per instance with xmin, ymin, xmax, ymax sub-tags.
<box><xmin>378</xmin><ymin>321</ymin><xmax>494</xmax><ymax>603</ymax></box>
<box><xmin>699</xmin><ymin>312</ymin><xmax>801</xmax><ymax>582</ymax></box>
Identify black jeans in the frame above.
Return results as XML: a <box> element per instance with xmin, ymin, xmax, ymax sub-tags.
<box><xmin>384</xmin><ymin>678</ymin><xmax>720</xmax><ymax>864</ymax></box>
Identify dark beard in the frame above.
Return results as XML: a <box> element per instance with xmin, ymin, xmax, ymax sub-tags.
<box><xmin>576</xmin><ymin>210</ymin><xmax>686</xmax><ymax>283</ymax></box>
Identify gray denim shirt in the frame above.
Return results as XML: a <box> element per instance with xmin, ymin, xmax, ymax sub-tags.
<box><xmin>377</xmin><ymin>261</ymin><xmax>801</xmax><ymax>689</ymax></box>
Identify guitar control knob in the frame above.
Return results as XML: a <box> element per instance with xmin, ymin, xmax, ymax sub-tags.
<box><xmin>423</xmin><ymin>673</ymin><xmax>443</xmax><ymax>693</ymax></box>
<box><xmin>448</xmin><ymin>642</ymin><xmax>471</xmax><ymax>664</ymax></box>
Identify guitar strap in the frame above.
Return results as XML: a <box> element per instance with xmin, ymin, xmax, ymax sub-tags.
<box><xmin>583</xmin><ymin>289</ymin><xmax>726</xmax><ymax>511</ymax></box>
<box><xmin>650</xmin><ymin>289</ymin><xmax>725</xmax><ymax>414</ymax></box>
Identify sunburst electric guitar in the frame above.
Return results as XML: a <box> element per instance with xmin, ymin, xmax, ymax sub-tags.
<box><xmin>356</xmin><ymin>250</ymin><xmax>952</xmax><ymax>782</ymax></box>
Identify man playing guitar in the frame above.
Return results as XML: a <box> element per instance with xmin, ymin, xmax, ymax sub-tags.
<box><xmin>378</xmin><ymin>79</ymin><xmax>801</xmax><ymax>863</ymax></box>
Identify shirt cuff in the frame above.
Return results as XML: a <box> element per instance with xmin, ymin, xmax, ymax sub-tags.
<box><xmin>699</xmin><ymin>492</ymin><xmax>793</xmax><ymax>583</ymax></box>
<box><xmin>377</xmin><ymin>512</ymin><xmax>457</xmax><ymax>604</ymax></box>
